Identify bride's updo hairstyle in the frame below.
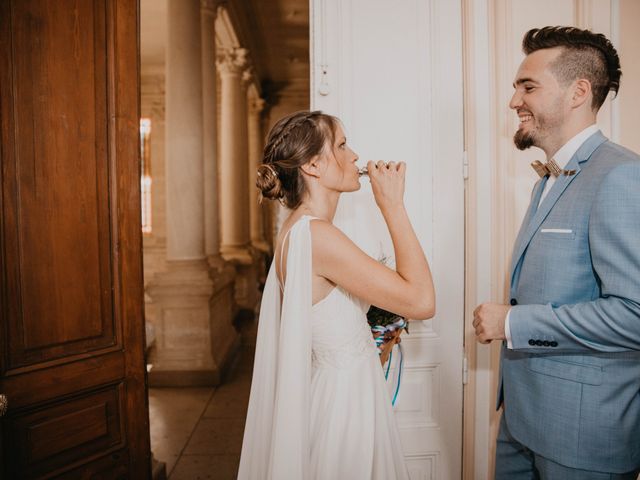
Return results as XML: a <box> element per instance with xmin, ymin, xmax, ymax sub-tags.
<box><xmin>256</xmin><ymin>110</ymin><xmax>338</xmax><ymax>209</ymax></box>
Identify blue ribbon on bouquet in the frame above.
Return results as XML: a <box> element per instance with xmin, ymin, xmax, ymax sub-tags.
<box><xmin>385</xmin><ymin>344</ymin><xmax>403</xmax><ymax>406</ymax></box>
<box><xmin>372</xmin><ymin>318</ymin><xmax>406</xmax><ymax>406</ymax></box>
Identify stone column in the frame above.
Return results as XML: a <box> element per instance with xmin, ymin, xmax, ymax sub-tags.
<box><xmin>164</xmin><ymin>0</ymin><xmax>204</xmax><ymax>262</ymax></box>
<box><xmin>201</xmin><ymin>0</ymin><xmax>225</xmax><ymax>270</ymax></box>
<box><xmin>217</xmin><ymin>48</ymin><xmax>252</xmax><ymax>261</ymax></box>
<box><xmin>217</xmin><ymin>48</ymin><xmax>260</xmax><ymax>309</ymax></box>
<box><xmin>146</xmin><ymin>0</ymin><xmax>238</xmax><ymax>386</ymax></box>
<box><xmin>247</xmin><ymin>91</ymin><xmax>269</xmax><ymax>252</ymax></box>
<box><xmin>201</xmin><ymin>0</ymin><xmax>238</xmax><ymax>377</ymax></box>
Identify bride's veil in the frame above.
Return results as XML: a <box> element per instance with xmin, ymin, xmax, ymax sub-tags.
<box><xmin>238</xmin><ymin>216</ymin><xmax>313</xmax><ymax>480</ymax></box>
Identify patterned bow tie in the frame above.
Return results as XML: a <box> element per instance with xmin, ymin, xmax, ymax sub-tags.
<box><xmin>531</xmin><ymin>159</ymin><xmax>576</xmax><ymax>178</ymax></box>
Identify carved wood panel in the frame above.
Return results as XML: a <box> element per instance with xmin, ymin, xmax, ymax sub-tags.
<box><xmin>2</xmin><ymin>0</ymin><xmax>117</xmax><ymax>370</ymax></box>
<box><xmin>5</xmin><ymin>384</ymin><xmax>124</xmax><ymax>478</ymax></box>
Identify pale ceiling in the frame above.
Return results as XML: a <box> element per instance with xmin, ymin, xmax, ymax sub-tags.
<box><xmin>140</xmin><ymin>0</ymin><xmax>309</xmax><ymax>108</ymax></box>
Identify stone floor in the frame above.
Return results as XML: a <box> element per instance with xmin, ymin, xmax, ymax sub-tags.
<box><xmin>149</xmin><ymin>317</ymin><xmax>257</xmax><ymax>480</ymax></box>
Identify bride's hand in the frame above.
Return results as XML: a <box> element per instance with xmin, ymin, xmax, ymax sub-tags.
<box><xmin>378</xmin><ymin>329</ymin><xmax>402</xmax><ymax>366</ymax></box>
<box><xmin>367</xmin><ymin>160</ymin><xmax>406</xmax><ymax>215</ymax></box>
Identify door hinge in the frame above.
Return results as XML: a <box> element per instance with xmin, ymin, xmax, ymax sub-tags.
<box><xmin>462</xmin><ymin>353</ymin><xmax>469</xmax><ymax>385</ymax></box>
<box><xmin>462</xmin><ymin>151</ymin><xmax>469</xmax><ymax>180</ymax></box>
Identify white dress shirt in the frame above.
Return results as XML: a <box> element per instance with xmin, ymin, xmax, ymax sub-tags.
<box><xmin>504</xmin><ymin>124</ymin><xmax>599</xmax><ymax>348</ymax></box>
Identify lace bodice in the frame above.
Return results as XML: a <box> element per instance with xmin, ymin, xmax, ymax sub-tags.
<box><xmin>311</xmin><ymin>286</ymin><xmax>378</xmax><ymax>369</ymax></box>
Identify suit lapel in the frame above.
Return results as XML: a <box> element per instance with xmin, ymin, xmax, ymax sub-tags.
<box><xmin>509</xmin><ymin>131</ymin><xmax>608</xmax><ymax>285</ymax></box>
<box><xmin>509</xmin><ymin>177</ymin><xmax>547</xmax><ymax>286</ymax></box>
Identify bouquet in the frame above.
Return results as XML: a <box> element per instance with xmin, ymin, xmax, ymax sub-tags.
<box><xmin>367</xmin><ymin>305</ymin><xmax>408</xmax><ymax>361</ymax></box>
<box><xmin>366</xmin><ymin>256</ymin><xmax>408</xmax><ymax>362</ymax></box>
<box><xmin>367</xmin><ymin>303</ymin><xmax>407</xmax><ymax>407</ymax></box>
<box><xmin>366</xmin><ymin>256</ymin><xmax>408</xmax><ymax>406</ymax></box>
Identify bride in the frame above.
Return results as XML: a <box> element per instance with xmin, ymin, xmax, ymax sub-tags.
<box><xmin>237</xmin><ymin>110</ymin><xmax>435</xmax><ymax>479</ymax></box>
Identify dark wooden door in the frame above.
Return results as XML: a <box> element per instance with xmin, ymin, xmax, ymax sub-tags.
<box><xmin>0</xmin><ymin>0</ymin><xmax>150</xmax><ymax>478</ymax></box>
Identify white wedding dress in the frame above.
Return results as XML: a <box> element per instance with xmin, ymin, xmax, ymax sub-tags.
<box><xmin>238</xmin><ymin>215</ymin><xmax>409</xmax><ymax>480</ymax></box>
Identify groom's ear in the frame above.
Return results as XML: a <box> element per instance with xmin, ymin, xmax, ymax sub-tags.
<box><xmin>570</xmin><ymin>78</ymin><xmax>591</xmax><ymax>109</ymax></box>
<box><xmin>300</xmin><ymin>154</ymin><xmax>322</xmax><ymax>178</ymax></box>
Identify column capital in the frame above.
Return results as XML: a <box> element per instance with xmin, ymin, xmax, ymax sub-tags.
<box><xmin>241</xmin><ymin>67</ymin><xmax>255</xmax><ymax>89</ymax></box>
<box><xmin>216</xmin><ymin>48</ymin><xmax>249</xmax><ymax>75</ymax></box>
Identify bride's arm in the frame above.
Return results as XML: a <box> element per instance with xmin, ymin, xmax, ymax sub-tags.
<box><xmin>312</xmin><ymin>161</ymin><xmax>435</xmax><ymax>320</ymax></box>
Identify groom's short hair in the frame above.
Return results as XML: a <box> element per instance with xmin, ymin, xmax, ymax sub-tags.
<box><xmin>522</xmin><ymin>26</ymin><xmax>621</xmax><ymax>111</ymax></box>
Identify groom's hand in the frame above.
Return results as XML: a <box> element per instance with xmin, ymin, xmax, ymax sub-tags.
<box><xmin>473</xmin><ymin>303</ymin><xmax>509</xmax><ymax>344</ymax></box>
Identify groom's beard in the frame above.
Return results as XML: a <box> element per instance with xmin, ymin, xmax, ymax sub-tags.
<box><xmin>514</xmin><ymin>129</ymin><xmax>535</xmax><ymax>150</ymax></box>
<box><xmin>513</xmin><ymin>98</ymin><xmax>564</xmax><ymax>151</ymax></box>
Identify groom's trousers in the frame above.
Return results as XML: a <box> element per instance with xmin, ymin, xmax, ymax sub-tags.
<box><xmin>495</xmin><ymin>413</ymin><xmax>640</xmax><ymax>480</ymax></box>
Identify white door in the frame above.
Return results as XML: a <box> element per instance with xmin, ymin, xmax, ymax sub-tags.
<box><xmin>311</xmin><ymin>1</ymin><xmax>465</xmax><ymax>478</ymax></box>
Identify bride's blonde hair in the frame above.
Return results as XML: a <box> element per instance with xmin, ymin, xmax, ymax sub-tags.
<box><xmin>256</xmin><ymin>110</ymin><xmax>338</xmax><ymax>209</ymax></box>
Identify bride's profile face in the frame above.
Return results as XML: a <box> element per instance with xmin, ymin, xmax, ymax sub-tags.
<box><xmin>319</xmin><ymin>123</ymin><xmax>360</xmax><ymax>192</ymax></box>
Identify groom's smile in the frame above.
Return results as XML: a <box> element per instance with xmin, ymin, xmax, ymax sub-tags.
<box><xmin>517</xmin><ymin>110</ymin><xmax>534</xmax><ymax>129</ymax></box>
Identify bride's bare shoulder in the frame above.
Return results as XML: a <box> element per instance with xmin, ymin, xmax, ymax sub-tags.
<box><xmin>309</xmin><ymin>219</ymin><xmax>358</xmax><ymax>256</ymax></box>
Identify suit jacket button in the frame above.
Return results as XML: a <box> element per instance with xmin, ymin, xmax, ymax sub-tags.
<box><xmin>510</xmin><ymin>298</ymin><xmax>518</xmax><ymax>306</ymax></box>
<box><xmin>542</xmin><ymin>340</ymin><xmax>550</xmax><ymax>347</ymax></box>
<box><xmin>535</xmin><ymin>340</ymin><xmax>543</xmax><ymax>346</ymax></box>
<box><xmin>550</xmin><ymin>341</ymin><xmax>558</xmax><ymax>347</ymax></box>
<box><xmin>528</xmin><ymin>339</ymin><xmax>536</xmax><ymax>346</ymax></box>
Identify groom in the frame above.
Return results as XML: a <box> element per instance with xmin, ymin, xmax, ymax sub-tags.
<box><xmin>473</xmin><ymin>26</ymin><xmax>640</xmax><ymax>479</ymax></box>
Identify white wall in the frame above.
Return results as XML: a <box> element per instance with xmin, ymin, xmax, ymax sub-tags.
<box><xmin>618</xmin><ymin>0</ymin><xmax>640</xmax><ymax>154</ymax></box>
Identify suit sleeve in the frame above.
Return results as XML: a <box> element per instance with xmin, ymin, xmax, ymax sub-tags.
<box><xmin>509</xmin><ymin>161</ymin><xmax>640</xmax><ymax>352</ymax></box>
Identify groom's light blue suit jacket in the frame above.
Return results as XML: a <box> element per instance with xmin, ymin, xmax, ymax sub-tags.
<box><xmin>501</xmin><ymin>130</ymin><xmax>640</xmax><ymax>473</ymax></box>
